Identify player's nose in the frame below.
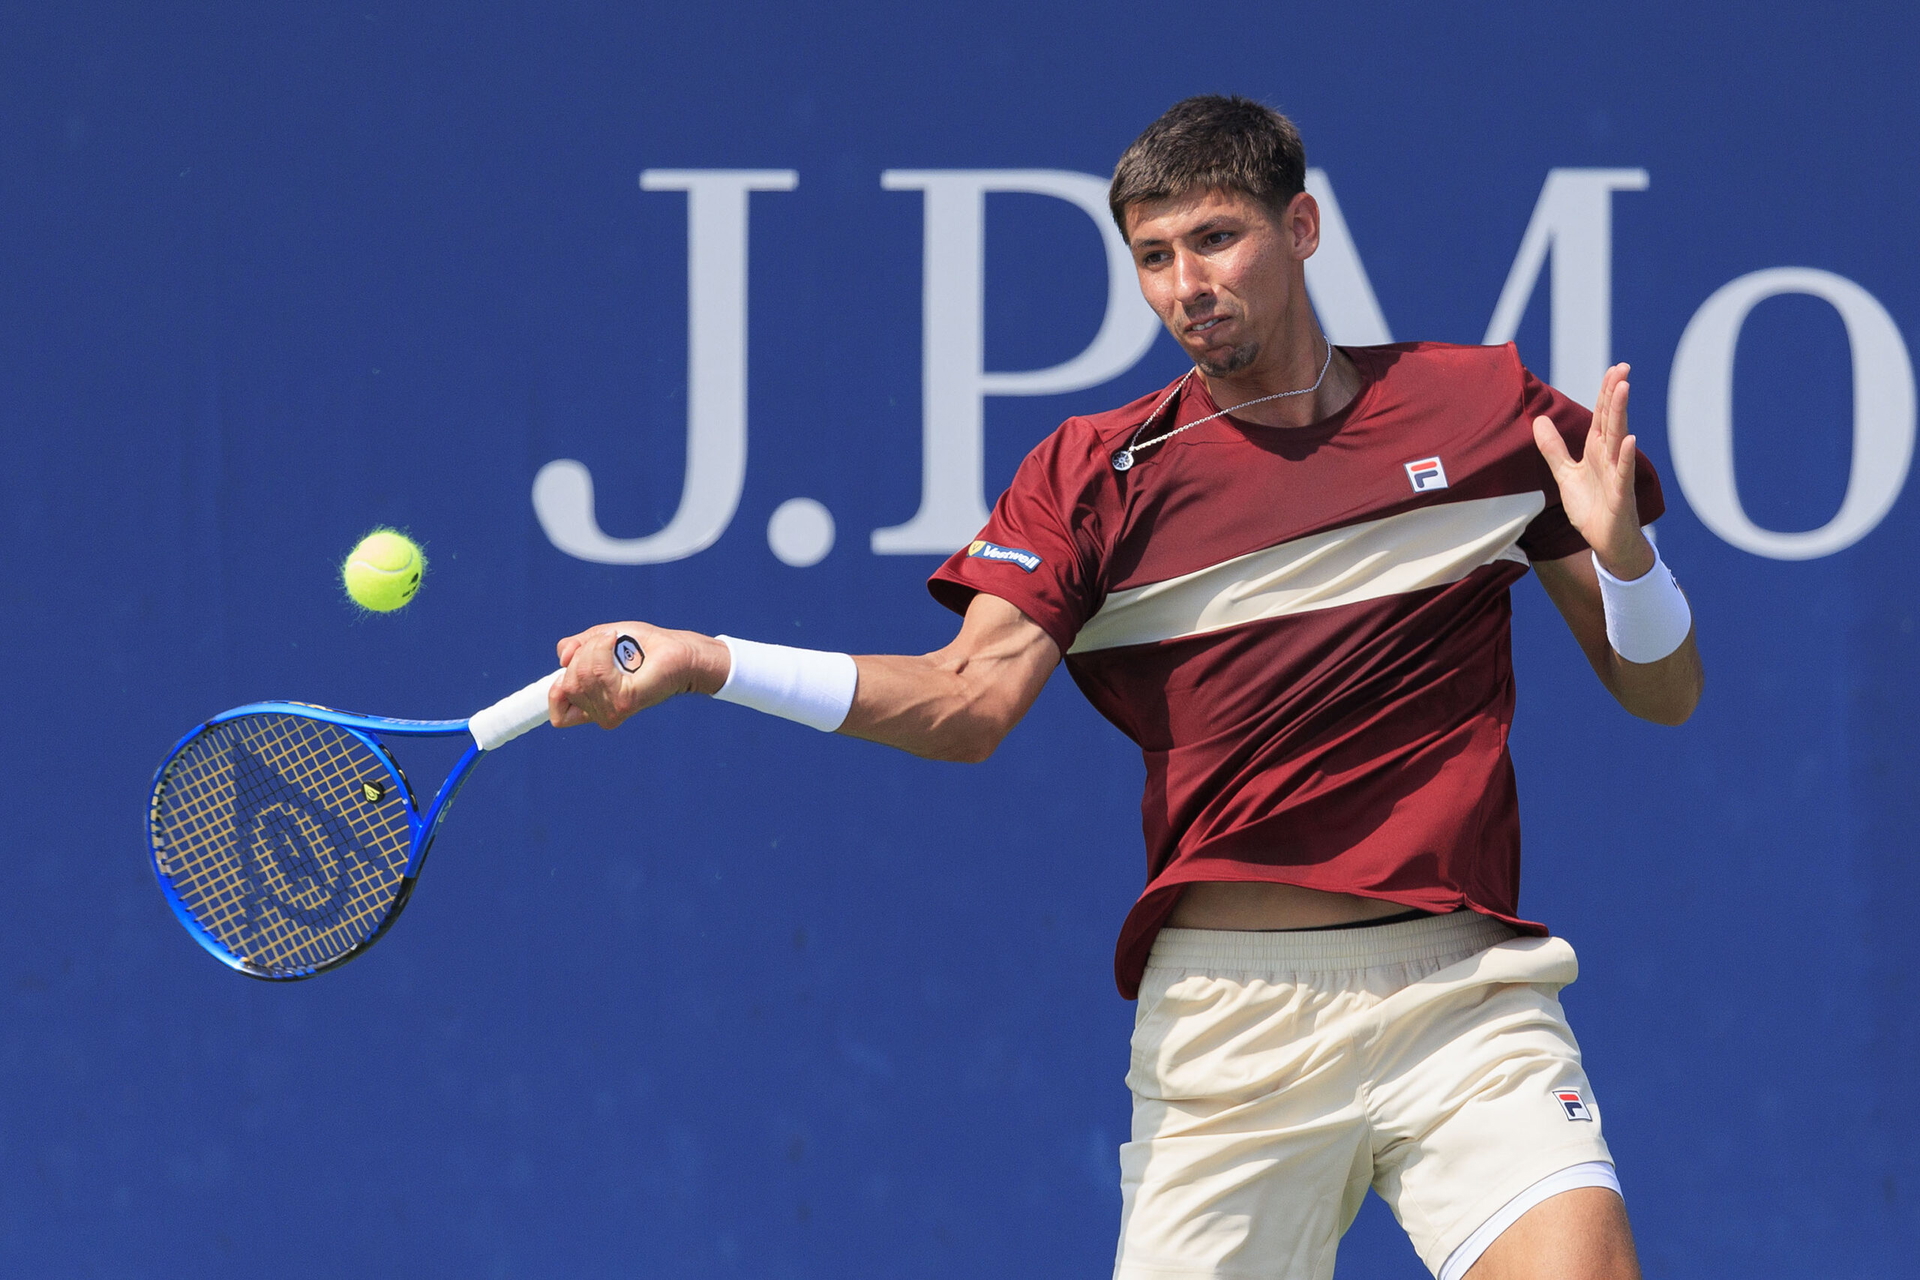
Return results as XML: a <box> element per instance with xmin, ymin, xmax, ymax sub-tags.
<box><xmin>1171</xmin><ymin>251</ymin><xmax>1213</xmax><ymax>306</ymax></box>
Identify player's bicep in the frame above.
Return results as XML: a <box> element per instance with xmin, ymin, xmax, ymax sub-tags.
<box><xmin>939</xmin><ymin>591</ymin><xmax>1063</xmax><ymax>719</ymax></box>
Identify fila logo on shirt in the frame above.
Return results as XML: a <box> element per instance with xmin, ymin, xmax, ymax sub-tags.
<box><xmin>1404</xmin><ymin>456</ymin><xmax>1449</xmax><ymax>493</ymax></box>
<box><xmin>1554</xmin><ymin>1089</ymin><xmax>1595</xmax><ymax>1122</ymax></box>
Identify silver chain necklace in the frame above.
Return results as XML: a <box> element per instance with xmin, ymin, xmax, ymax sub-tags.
<box><xmin>1110</xmin><ymin>338</ymin><xmax>1335</xmax><ymax>472</ymax></box>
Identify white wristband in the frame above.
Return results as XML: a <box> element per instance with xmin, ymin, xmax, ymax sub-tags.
<box><xmin>712</xmin><ymin>636</ymin><xmax>858</xmax><ymax>732</ymax></box>
<box><xmin>1593</xmin><ymin>548</ymin><xmax>1692</xmax><ymax>664</ymax></box>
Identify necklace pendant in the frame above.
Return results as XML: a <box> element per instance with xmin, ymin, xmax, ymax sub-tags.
<box><xmin>1111</xmin><ymin>449</ymin><xmax>1135</xmax><ymax>472</ymax></box>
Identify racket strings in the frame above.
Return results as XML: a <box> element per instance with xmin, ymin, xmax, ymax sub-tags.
<box><xmin>150</xmin><ymin>715</ymin><xmax>415</xmax><ymax>977</ymax></box>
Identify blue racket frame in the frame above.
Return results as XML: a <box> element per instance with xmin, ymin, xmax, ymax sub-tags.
<box><xmin>148</xmin><ymin>701</ymin><xmax>489</xmax><ymax>979</ymax></box>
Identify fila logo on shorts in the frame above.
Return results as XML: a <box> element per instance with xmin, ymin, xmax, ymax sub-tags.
<box><xmin>967</xmin><ymin>540</ymin><xmax>1043</xmax><ymax>572</ymax></box>
<box><xmin>1554</xmin><ymin>1088</ymin><xmax>1594</xmax><ymax>1122</ymax></box>
<box><xmin>1404</xmin><ymin>456</ymin><xmax>1449</xmax><ymax>493</ymax></box>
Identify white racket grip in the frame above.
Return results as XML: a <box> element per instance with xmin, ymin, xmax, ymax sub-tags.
<box><xmin>468</xmin><ymin>669</ymin><xmax>566</xmax><ymax>751</ymax></box>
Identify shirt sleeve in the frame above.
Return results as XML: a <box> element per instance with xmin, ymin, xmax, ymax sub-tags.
<box><xmin>926</xmin><ymin>426</ymin><xmax>1101</xmax><ymax>656</ymax></box>
<box><xmin>1515</xmin><ymin>363</ymin><xmax>1667</xmax><ymax>562</ymax></box>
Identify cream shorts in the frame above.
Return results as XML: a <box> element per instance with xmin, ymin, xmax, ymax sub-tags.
<box><xmin>1115</xmin><ymin>912</ymin><xmax>1612</xmax><ymax>1280</ymax></box>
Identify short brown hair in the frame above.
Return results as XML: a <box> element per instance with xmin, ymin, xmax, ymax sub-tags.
<box><xmin>1108</xmin><ymin>95</ymin><xmax>1306</xmax><ymax>235</ymax></box>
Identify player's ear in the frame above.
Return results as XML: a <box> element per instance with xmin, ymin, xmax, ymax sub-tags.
<box><xmin>1285</xmin><ymin>191</ymin><xmax>1321</xmax><ymax>261</ymax></box>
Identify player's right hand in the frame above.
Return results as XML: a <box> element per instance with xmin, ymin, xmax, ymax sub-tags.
<box><xmin>550</xmin><ymin>623</ymin><xmax>730</xmax><ymax>730</ymax></box>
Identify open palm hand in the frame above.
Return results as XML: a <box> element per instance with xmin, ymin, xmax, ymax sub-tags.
<box><xmin>1531</xmin><ymin>363</ymin><xmax>1656</xmax><ymax>580</ymax></box>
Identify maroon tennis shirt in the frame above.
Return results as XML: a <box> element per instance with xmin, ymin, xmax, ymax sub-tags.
<box><xmin>929</xmin><ymin>342</ymin><xmax>1665</xmax><ymax>999</ymax></box>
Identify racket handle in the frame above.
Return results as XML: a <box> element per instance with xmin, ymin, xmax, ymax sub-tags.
<box><xmin>469</xmin><ymin>669</ymin><xmax>566</xmax><ymax>751</ymax></box>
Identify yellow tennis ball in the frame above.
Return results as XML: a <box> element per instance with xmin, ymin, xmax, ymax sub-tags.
<box><xmin>342</xmin><ymin>529</ymin><xmax>426</xmax><ymax>612</ymax></box>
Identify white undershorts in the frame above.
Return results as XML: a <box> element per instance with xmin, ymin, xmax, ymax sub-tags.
<box><xmin>1114</xmin><ymin>912</ymin><xmax>1616</xmax><ymax>1279</ymax></box>
<box><xmin>1437</xmin><ymin>1160</ymin><xmax>1621</xmax><ymax>1280</ymax></box>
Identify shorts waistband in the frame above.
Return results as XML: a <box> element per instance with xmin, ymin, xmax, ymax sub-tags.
<box><xmin>1146</xmin><ymin>910</ymin><xmax>1518</xmax><ymax>975</ymax></box>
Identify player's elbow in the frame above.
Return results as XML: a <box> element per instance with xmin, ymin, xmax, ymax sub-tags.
<box><xmin>940</xmin><ymin>741</ymin><xmax>998</xmax><ymax>765</ymax></box>
<box><xmin>908</xmin><ymin>660</ymin><xmax>1029</xmax><ymax>762</ymax></box>
<box><xmin>1653</xmin><ymin>683</ymin><xmax>1703</xmax><ymax>726</ymax></box>
<box><xmin>1610</xmin><ymin>635</ymin><xmax>1704</xmax><ymax>726</ymax></box>
<box><xmin>929</xmin><ymin>718</ymin><xmax>1011</xmax><ymax>764</ymax></box>
<box><xmin>918</xmin><ymin>695</ymin><xmax>1019</xmax><ymax>763</ymax></box>
<box><xmin>1625</xmin><ymin>666</ymin><xmax>1704</xmax><ymax>726</ymax></box>
<box><xmin>1637</xmin><ymin>700</ymin><xmax>1696</xmax><ymax>727</ymax></box>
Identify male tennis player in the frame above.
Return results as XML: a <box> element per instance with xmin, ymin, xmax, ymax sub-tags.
<box><xmin>550</xmin><ymin>96</ymin><xmax>1701</xmax><ymax>1280</ymax></box>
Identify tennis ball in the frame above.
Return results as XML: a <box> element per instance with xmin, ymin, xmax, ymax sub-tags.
<box><xmin>342</xmin><ymin>529</ymin><xmax>426</xmax><ymax>612</ymax></box>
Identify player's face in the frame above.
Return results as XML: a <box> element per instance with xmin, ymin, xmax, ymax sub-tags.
<box><xmin>1125</xmin><ymin>187</ymin><xmax>1319</xmax><ymax>379</ymax></box>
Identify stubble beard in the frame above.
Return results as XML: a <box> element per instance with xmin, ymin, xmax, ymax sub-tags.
<box><xmin>1196</xmin><ymin>340</ymin><xmax>1259</xmax><ymax>378</ymax></box>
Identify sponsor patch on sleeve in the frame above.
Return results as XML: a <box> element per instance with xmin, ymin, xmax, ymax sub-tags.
<box><xmin>967</xmin><ymin>540</ymin><xmax>1042</xmax><ymax>573</ymax></box>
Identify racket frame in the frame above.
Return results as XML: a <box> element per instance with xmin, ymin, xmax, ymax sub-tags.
<box><xmin>148</xmin><ymin>701</ymin><xmax>488</xmax><ymax>980</ymax></box>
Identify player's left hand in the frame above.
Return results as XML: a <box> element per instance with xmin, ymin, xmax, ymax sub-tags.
<box><xmin>1532</xmin><ymin>363</ymin><xmax>1656</xmax><ymax>580</ymax></box>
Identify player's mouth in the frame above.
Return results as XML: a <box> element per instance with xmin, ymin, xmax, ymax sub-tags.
<box><xmin>1186</xmin><ymin>315</ymin><xmax>1233</xmax><ymax>340</ymax></box>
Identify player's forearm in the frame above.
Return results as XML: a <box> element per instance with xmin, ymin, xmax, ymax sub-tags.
<box><xmin>1589</xmin><ymin>541</ymin><xmax>1702</xmax><ymax>724</ymax></box>
<box><xmin>835</xmin><ymin>594</ymin><xmax>1061</xmax><ymax>761</ymax></box>
<box><xmin>1599</xmin><ymin>632</ymin><xmax>1703</xmax><ymax>726</ymax></box>
<box><xmin>553</xmin><ymin>594</ymin><xmax>1057</xmax><ymax>748</ymax></box>
<box><xmin>838</xmin><ymin>651</ymin><xmax>1024</xmax><ymax>763</ymax></box>
<box><xmin>1534</xmin><ymin>548</ymin><xmax>1703</xmax><ymax>726</ymax></box>
<box><xmin>687</xmin><ymin>639</ymin><xmax>1027</xmax><ymax>757</ymax></box>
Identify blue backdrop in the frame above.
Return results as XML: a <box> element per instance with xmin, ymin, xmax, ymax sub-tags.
<box><xmin>3</xmin><ymin>3</ymin><xmax>1916</xmax><ymax>1276</ymax></box>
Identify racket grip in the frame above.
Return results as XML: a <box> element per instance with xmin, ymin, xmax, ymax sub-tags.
<box><xmin>469</xmin><ymin>669</ymin><xmax>566</xmax><ymax>751</ymax></box>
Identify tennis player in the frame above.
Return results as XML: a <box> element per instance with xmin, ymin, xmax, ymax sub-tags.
<box><xmin>550</xmin><ymin>95</ymin><xmax>1702</xmax><ymax>1280</ymax></box>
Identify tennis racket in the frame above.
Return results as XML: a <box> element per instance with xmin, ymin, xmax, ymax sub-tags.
<box><xmin>146</xmin><ymin>636</ymin><xmax>644</xmax><ymax>980</ymax></box>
